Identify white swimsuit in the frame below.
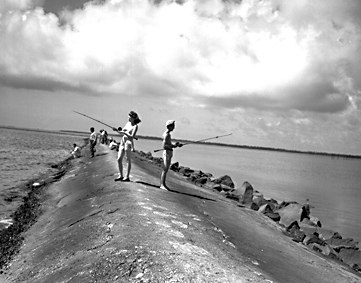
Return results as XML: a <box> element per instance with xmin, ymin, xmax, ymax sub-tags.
<box><xmin>119</xmin><ymin>122</ymin><xmax>137</xmax><ymax>152</ymax></box>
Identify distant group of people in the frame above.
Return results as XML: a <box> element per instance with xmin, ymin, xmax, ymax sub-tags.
<box><xmin>80</xmin><ymin>110</ymin><xmax>182</xmax><ymax>190</ymax></box>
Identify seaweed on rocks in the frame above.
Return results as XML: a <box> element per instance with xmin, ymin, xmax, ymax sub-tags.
<box><xmin>0</xmin><ymin>157</ymin><xmax>73</xmax><ymax>272</ymax></box>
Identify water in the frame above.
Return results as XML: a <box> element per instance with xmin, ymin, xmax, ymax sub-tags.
<box><xmin>135</xmin><ymin>137</ymin><xmax>361</xmax><ymax>243</ymax></box>
<box><xmin>0</xmin><ymin>127</ymin><xmax>87</xmax><ymax>220</ymax></box>
<box><xmin>1</xmin><ymin>128</ymin><xmax>360</xmax><ymax>244</ymax></box>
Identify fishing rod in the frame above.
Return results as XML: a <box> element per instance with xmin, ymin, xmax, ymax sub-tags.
<box><xmin>73</xmin><ymin>111</ymin><xmax>138</xmax><ymax>140</ymax></box>
<box><xmin>154</xmin><ymin>133</ymin><xmax>232</xmax><ymax>152</ymax></box>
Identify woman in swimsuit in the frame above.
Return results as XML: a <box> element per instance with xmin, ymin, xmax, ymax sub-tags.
<box><xmin>114</xmin><ymin>111</ymin><xmax>141</xmax><ymax>182</ymax></box>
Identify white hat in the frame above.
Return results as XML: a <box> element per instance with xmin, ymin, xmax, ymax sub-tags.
<box><xmin>166</xmin><ymin>120</ymin><xmax>175</xmax><ymax>126</ymax></box>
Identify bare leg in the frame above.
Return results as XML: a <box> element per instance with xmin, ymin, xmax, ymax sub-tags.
<box><xmin>116</xmin><ymin>149</ymin><xmax>125</xmax><ymax>179</ymax></box>
<box><xmin>160</xmin><ymin>153</ymin><xmax>171</xmax><ymax>189</ymax></box>
<box><xmin>125</xmin><ymin>150</ymin><xmax>132</xmax><ymax>179</ymax></box>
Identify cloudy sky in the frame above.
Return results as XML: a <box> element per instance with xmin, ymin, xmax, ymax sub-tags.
<box><xmin>1</xmin><ymin>0</ymin><xmax>361</xmax><ymax>155</ymax></box>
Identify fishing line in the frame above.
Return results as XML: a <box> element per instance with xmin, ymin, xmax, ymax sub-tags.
<box><xmin>153</xmin><ymin>133</ymin><xmax>233</xmax><ymax>152</ymax></box>
<box><xmin>73</xmin><ymin>111</ymin><xmax>138</xmax><ymax>140</ymax></box>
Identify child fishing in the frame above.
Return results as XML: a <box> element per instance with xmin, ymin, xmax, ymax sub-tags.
<box><xmin>89</xmin><ymin>127</ymin><xmax>97</xmax><ymax>158</ymax></box>
<box><xmin>160</xmin><ymin>120</ymin><xmax>182</xmax><ymax>190</ymax></box>
<box><xmin>70</xmin><ymin>143</ymin><xmax>81</xmax><ymax>158</ymax></box>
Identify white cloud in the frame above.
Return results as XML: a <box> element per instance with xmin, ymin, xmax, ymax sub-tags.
<box><xmin>0</xmin><ymin>0</ymin><xmax>44</xmax><ymax>14</ymax></box>
<box><xmin>1</xmin><ymin>0</ymin><xmax>359</xmax><ymax>114</ymax></box>
<box><xmin>1</xmin><ymin>0</ymin><xmax>361</xmax><ymax>154</ymax></box>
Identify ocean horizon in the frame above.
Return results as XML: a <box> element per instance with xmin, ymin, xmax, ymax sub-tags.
<box><xmin>1</xmin><ymin>126</ymin><xmax>360</xmax><ymax>244</ymax></box>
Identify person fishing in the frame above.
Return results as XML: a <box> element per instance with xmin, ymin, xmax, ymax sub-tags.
<box><xmin>113</xmin><ymin>111</ymin><xmax>141</xmax><ymax>182</ymax></box>
<box><xmin>70</xmin><ymin>143</ymin><xmax>81</xmax><ymax>158</ymax></box>
<box><xmin>160</xmin><ymin>120</ymin><xmax>182</xmax><ymax>190</ymax></box>
<box><xmin>89</xmin><ymin>127</ymin><xmax>97</xmax><ymax>158</ymax></box>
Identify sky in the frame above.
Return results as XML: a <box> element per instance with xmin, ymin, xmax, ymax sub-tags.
<box><xmin>1</xmin><ymin>0</ymin><xmax>361</xmax><ymax>155</ymax></box>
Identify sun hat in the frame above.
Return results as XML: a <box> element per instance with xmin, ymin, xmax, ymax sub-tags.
<box><xmin>166</xmin><ymin>120</ymin><xmax>175</xmax><ymax>126</ymax></box>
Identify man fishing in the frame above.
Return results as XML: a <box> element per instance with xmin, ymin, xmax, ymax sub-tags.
<box><xmin>160</xmin><ymin>120</ymin><xmax>182</xmax><ymax>191</ymax></box>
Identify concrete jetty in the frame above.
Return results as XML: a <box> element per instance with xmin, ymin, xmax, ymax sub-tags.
<box><xmin>0</xmin><ymin>144</ymin><xmax>360</xmax><ymax>282</ymax></box>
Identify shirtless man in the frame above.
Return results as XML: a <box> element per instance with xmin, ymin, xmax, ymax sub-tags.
<box><xmin>160</xmin><ymin>120</ymin><xmax>182</xmax><ymax>190</ymax></box>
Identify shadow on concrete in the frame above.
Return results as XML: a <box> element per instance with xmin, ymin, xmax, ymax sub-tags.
<box><xmin>135</xmin><ymin>181</ymin><xmax>216</xmax><ymax>202</ymax></box>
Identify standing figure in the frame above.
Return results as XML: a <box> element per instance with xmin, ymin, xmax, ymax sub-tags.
<box><xmin>89</xmin><ymin>127</ymin><xmax>97</xmax><ymax>158</ymax></box>
<box><xmin>100</xmin><ymin>130</ymin><xmax>105</xmax><ymax>144</ymax></box>
<box><xmin>301</xmin><ymin>198</ymin><xmax>311</xmax><ymax>221</ymax></box>
<box><xmin>160</xmin><ymin>120</ymin><xmax>182</xmax><ymax>190</ymax></box>
<box><xmin>103</xmin><ymin>130</ymin><xmax>108</xmax><ymax>144</ymax></box>
<box><xmin>114</xmin><ymin>111</ymin><xmax>141</xmax><ymax>182</ymax></box>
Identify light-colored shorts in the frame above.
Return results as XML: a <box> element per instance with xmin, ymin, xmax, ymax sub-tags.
<box><xmin>163</xmin><ymin>150</ymin><xmax>173</xmax><ymax>169</ymax></box>
<box><xmin>119</xmin><ymin>141</ymin><xmax>132</xmax><ymax>152</ymax></box>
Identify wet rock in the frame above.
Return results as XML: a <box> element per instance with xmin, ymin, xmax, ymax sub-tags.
<box><xmin>303</xmin><ymin>233</ymin><xmax>326</xmax><ymax>246</ymax></box>
<box><xmin>286</xmin><ymin>221</ymin><xmax>306</xmax><ymax>243</ymax></box>
<box><xmin>309</xmin><ymin>216</ymin><xmax>322</xmax><ymax>228</ymax></box>
<box><xmin>298</xmin><ymin>225</ymin><xmax>318</xmax><ymax>239</ymax></box>
<box><xmin>264</xmin><ymin>212</ymin><xmax>281</xmax><ymax>222</ymax></box>
<box><xmin>315</xmin><ymin>229</ymin><xmax>338</xmax><ymax>241</ymax></box>
<box><xmin>194</xmin><ymin>176</ymin><xmax>209</xmax><ymax>186</ymax></box>
<box><xmin>220</xmin><ymin>184</ymin><xmax>233</xmax><ymax>192</ymax></box>
<box><xmin>326</xmin><ymin>236</ymin><xmax>359</xmax><ymax>251</ymax></box>
<box><xmin>252</xmin><ymin>191</ymin><xmax>268</xmax><ymax>208</ymax></box>
<box><xmin>240</xmin><ymin>181</ymin><xmax>254</xmax><ymax>204</ymax></box>
<box><xmin>337</xmin><ymin>248</ymin><xmax>361</xmax><ymax>269</ymax></box>
<box><xmin>178</xmin><ymin>167</ymin><xmax>194</xmax><ymax>177</ymax></box>
<box><xmin>211</xmin><ymin>184</ymin><xmax>222</xmax><ymax>192</ymax></box>
<box><xmin>258</xmin><ymin>204</ymin><xmax>273</xmax><ymax>214</ymax></box>
<box><xmin>301</xmin><ymin>218</ymin><xmax>318</xmax><ymax>227</ymax></box>
<box><xmin>308</xmin><ymin>243</ymin><xmax>337</xmax><ymax>257</ymax></box>
<box><xmin>153</xmin><ymin>157</ymin><xmax>163</xmax><ymax>165</ymax></box>
<box><xmin>332</xmin><ymin>232</ymin><xmax>343</xmax><ymax>239</ymax></box>
<box><xmin>170</xmin><ymin>162</ymin><xmax>179</xmax><ymax>171</ymax></box>
<box><xmin>286</xmin><ymin>220</ymin><xmax>300</xmax><ymax>231</ymax></box>
<box><xmin>212</xmin><ymin>175</ymin><xmax>234</xmax><ymax>188</ymax></box>
<box><xmin>202</xmin><ymin>172</ymin><xmax>213</xmax><ymax>178</ymax></box>
<box><xmin>250</xmin><ymin>202</ymin><xmax>259</xmax><ymax>211</ymax></box>
<box><xmin>277</xmin><ymin>202</ymin><xmax>303</xmax><ymax>228</ymax></box>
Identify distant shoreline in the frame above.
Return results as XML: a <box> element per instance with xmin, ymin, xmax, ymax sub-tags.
<box><xmin>1</xmin><ymin>125</ymin><xmax>360</xmax><ymax>159</ymax></box>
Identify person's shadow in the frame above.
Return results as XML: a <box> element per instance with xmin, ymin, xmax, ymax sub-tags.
<box><xmin>134</xmin><ymin>181</ymin><xmax>216</xmax><ymax>201</ymax></box>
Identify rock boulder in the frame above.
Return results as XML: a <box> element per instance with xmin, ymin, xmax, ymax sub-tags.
<box><xmin>212</xmin><ymin>175</ymin><xmax>235</xmax><ymax>188</ymax></box>
<box><xmin>277</xmin><ymin>202</ymin><xmax>303</xmax><ymax>229</ymax></box>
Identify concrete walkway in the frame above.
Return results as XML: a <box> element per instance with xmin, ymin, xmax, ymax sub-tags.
<box><xmin>0</xmin><ymin>144</ymin><xmax>359</xmax><ymax>282</ymax></box>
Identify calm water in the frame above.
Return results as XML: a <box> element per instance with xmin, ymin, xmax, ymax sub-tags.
<box><xmin>0</xmin><ymin>127</ymin><xmax>87</xmax><ymax>220</ymax></box>
<box><xmin>135</xmin><ymin>137</ymin><xmax>361</xmax><ymax>243</ymax></box>
<box><xmin>1</xmin><ymin>128</ymin><xmax>360</xmax><ymax>244</ymax></box>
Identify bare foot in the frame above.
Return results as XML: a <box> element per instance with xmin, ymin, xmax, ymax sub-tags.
<box><xmin>159</xmin><ymin>185</ymin><xmax>169</xmax><ymax>191</ymax></box>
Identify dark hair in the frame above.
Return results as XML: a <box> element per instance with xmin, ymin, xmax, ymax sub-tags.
<box><xmin>129</xmin><ymin>111</ymin><xmax>141</xmax><ymax>124</ymax></box>
<box><xmin>90</xmin><ymin>127</ymin><xmax>94</xmax><ymax>132</ymax></box>
<box><xmin>129</xmin><ymin>111</ymin><xmax>138</xmax><ymax>119</ymax></box>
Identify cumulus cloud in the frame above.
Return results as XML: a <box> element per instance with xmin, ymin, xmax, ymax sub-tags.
<box><xmin>1</xmin><ymin>0</ymin><xmax>361</xmax><ymax>115</ymax></box>
<box><xmin>0</xmin><ymin>0</ymin><xmax>44</xmax><ymax>13</ymax></box>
